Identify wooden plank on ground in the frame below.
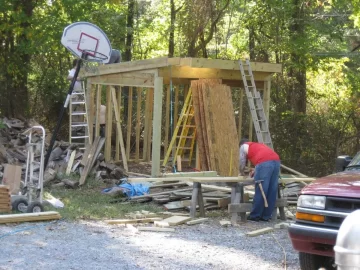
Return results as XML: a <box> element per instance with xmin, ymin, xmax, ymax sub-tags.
<box><xmin>138</xmin><ymin>227</ymin><xmax>175</xmax><ymax>232</ymax></box>
<box><xmin>246</xmin><ymin>227</ymin><xmax>274</xmax><ymax>237</ymax></box>
<box><xmin>105</xmin><ymin>217</ymin><xmax>163</xmax><ymax>225</ymax></box>
<box><xmin>0</xmin><ymin>211</ymin><xmax>61</xmax><ymax>224</ymax></box>
<box><xmin>186</xmin><ymin>218</ymin><xmax>209</xmax><ymax>225</ymax></box>
<box><xmin>162</xmin><ymin>215</ymin><xmax>192</xmax><ymax>226</ymax></box>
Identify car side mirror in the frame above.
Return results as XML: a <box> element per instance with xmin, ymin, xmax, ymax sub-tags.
<box><xmin>335</xmin><ymin>155</ymin><xmax>352</xmax><ymax>172</ymax></box>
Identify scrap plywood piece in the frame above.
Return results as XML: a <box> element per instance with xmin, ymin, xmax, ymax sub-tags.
<box><xmin>161</xmin><ymin>215</ymin><xmax>192</xmax><ymax>226</ymax></box>
<box><xmin>2</xmin><ymin>164</ymin><xmax>22</xmax><ymax>195</ymax></box>
<box><xmin>0</xmin><ymin>185</ymin><xmax>11</xmax><ymax>213</ymax></box>
<box><xmin>246</xmin><ymin>227</ymin><xmax>274</xmax><ymax>237</ymax></box>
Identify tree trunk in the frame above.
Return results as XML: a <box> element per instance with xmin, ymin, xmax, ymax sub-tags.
<box><xmin>169</xmin><ymin>0</ymin><xmax>176</xmax><ymax>57</ymax></box>
<box><xmin>124</xmin><ymin>0</ymin><xmax>135</xmax><ymax>62</ymax></box>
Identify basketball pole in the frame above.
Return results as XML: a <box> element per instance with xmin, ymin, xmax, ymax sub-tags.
<box><xmin>44</xmin><ymin>53</ymin><xmax>86</xmax><ymax>170</ymax></box>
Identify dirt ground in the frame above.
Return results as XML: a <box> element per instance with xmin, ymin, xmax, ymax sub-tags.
<box><xmin>0</xmin><ymin>217</ymin><xmax>300</xmax><ymax>270</ymax></box>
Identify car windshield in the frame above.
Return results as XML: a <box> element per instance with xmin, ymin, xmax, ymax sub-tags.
<box><xmin>347</xmin><ymin>152</ymin><xmax>360</xmax><ymax>168</ymax></box>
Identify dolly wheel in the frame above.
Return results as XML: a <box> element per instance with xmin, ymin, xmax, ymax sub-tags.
<box><xmin>12</xmin><ymin>198</ymin><xmax>28</xmax><ymax>213</ymax></box>
<box><xmin>27</xmin><ymin>201</ymin><xmax>44</xmax><ymax>213</ymax></box>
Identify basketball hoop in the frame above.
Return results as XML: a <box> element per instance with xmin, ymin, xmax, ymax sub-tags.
<box><xmin>81</xmin><ymin>49</ymin><xmax>109</xmax><ymax>75</ymax></box>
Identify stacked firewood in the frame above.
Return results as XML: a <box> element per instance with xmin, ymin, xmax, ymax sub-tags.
<box><xmin>0</xmin><ymin>117</ymin><xmax>127</xmax><ymax>189</ymax></box>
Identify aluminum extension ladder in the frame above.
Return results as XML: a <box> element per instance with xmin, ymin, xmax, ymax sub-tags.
<box><xmin>163</xmin><ymin>90</ymin><xmax>197</xmax><ymax>167</ymax></box>
<box><xmin>69</xmin><ymin>87</ymin><xmax>90</xmax><ymax>149</ymax></box>
<box><xmin>239</xmin><ymin>59</ymin><xmax>273</xmax><ymax>148</ymax></box>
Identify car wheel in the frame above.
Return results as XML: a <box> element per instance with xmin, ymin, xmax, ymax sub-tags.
<box><xmin>11</xmin><ymin>198</ymin><xmax>28</xmax><ymax>212</ymax></box>
<box><xmin>26</xmin><ymin>201</ymin><xmax>44</xmax><ymax>213</ymax></box>
<box><xmin>299</xmin><ymin>252</ymin><xmax>336</xmax><ymax>270</ymax></box>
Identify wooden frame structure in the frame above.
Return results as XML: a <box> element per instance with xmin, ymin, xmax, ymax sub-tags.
<box><xmin>83</xmin><ymin>57</ymin><xmax>282</xmax><ymax>177</ymax></box>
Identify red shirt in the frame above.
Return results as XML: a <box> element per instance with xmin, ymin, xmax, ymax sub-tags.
<box><xmin>246</xmin><ymin>142</ymin><xmax>280</xmax><ymax>165</ymax></box>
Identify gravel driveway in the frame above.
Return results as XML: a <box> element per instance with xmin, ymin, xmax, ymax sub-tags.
<box><xmin>0</xmin><ymin>218</ymin><xmax>300</xmax><ymax>270</ymax></box>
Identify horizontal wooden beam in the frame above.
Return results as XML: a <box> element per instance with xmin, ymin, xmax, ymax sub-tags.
<box><xmin>84</xmin><ymin>57</ymin><xmax>282</xmax><ymax>78</ymax></box>
<box><xmin>179</xmin><ymin>58</ymin><xmax>282</xmax><ymax>73</ymax></box>
<box><xmin>89</xmin><ymin>73</ymin><xmax>154</xmax><ymax>87</ymax></box>
<box><xmin>85</xmin><ymin>57</ymin><xmax>180</xmax><ymax>77</ymax></box>
<box><xmin>159</xmin><ymin>66</ymin><xmax>271</xmax><ymax>81</ymax></box>
<box><xmin>162</xmin><ymin>171</ymin><xmax>218</xmax><ymax>178</ymax></box>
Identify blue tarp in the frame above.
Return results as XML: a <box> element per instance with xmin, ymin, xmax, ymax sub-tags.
<box><xmin>102</xmin><ymin>181</ymin><xmax>150</xmax><ymax>198</ymax></box>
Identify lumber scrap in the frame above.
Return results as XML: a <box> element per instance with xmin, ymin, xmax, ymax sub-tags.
<box><xmin>105</xmin><ymin>217</ymin><xmax>163</xmax><ymax>225</ymax></box>
<box><xmin>130</xmin><ymin>188</ymin><xmax>193</xmax><ymax>200</ymax></box>
<box><xmin>0</xmin><ymin>211</ymin><xmax>61</xmax><ymax>224</ymax></box>
<box><xmin>79</xmin><ymin>137</ymin><xmax>101</xmax><ymax>185</ymax></box>
<box><xmin>162</xmin><ymin>215</ymin><xmax>191</xmax><ymax>226</ymax></box>
<box><xmin>246</xmin><ymin>227</ymin><xmax>274</xmax><ymax>237</ymax></box>
<box><xmin>186</xmin><ymin>218</ymin><xmax>209</xmax><ymax>225</ymax></box>
<box><xmin>65</xmin><ymin>150</ymin><xmax>76</xmax><ymax>175</ymax></box>
<box><xmin>137</xmin><ymin>227</ymin><xmax>175</xmax><ymax>232</ymax></box>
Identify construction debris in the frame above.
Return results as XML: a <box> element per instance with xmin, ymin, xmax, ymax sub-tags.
<box><xmin>0</xmin><ymin>185</ymin><xmax>11</xmax><ymax>213</ymax></box>
<box><xmin>161</xmin><ymin>215</ymin><xmax>192</xmax><ymax>226</ymax></box>
<box><xmin>246</xmin><ymin>227</ymin><xmax>274</xmax><ymax>237</ymax></box>
<box><xmin>105</xmin><ymin>217</ymin><xmax>163</xmax><ymax>225</ymax></box>
<box><xmin>219</xmin><ymin>220</ymin><xmax>232</xmax><ymax>227</ymax></box>
<box><xmin>274</xmin><ymin>222</ymin><xmax>291</xmax><ymax>229</ymax></box>
<box><xmin>137</xmin><ymin>227</ymin><xmax>175</xmax><ymax>232</ymax></box>
<box><xmin>186</xmin><ymin>218</ymin><xmax>209</xmax><ymax>225</ymax></box>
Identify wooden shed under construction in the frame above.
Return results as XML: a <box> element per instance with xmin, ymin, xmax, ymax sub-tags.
<box><xmin>82</xmin><ymin>57</ymin><xmax>282</xmax><ymax>177</ymax></box>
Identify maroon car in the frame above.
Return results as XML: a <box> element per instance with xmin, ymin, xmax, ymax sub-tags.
<box><xmin>288</xmin><ymin>154</ymin><xmax>359</xmax><ymax>270</ymax></box>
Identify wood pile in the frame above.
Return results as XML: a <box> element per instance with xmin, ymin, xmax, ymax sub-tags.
<box><xmin>0</xmin><ymin>117</ymin><xmax>128</xmax><ymax>189</ymax></box>
<box><xmin>281</xmin><ymin>181</ymin><xmax>307</xmax><ymax>204</ymax></box>
<box><xmin>190</xmin><ymin>79</ymin><xmax>239</xmax><ymax>176</ymax></box>
<box><xmin>0</xmin><ymin>185</ymin><xmax>11</xmax><ymax>213</ymax></box>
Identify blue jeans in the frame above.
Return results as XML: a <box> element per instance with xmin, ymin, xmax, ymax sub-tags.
<box><xmin>249</xmin><ymin>160</ymin><xmax>280</xmax><ymax>220</ymax></box>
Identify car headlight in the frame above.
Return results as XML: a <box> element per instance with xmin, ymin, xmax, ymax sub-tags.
<box><xmin>297</xmin><ymin>195</ymin><xmax>326</xmax><ymax>209</ymax></box>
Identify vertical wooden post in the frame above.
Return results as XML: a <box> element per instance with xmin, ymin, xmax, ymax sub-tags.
<box><xmin>263</xmin><ymin>78</ymin><xmax>271</xmax><ymax>122</ymax></box>
<box><xmin>126</xmin><ymin>87</ymin><xmax>133</xmax><ymax>159</ymax></box>
<box><xmin>115</xmin><ymin>87</ymin><xmax>122</xmax><ymax>161</ymax></box>
<box><xmin>147</xmin><ymin>88</ymin><xmax>154</xmax><ymax>162</ymax></box>
<box><xmin>85</xmin><ymin>81</ymin><xmax>95</xmax><ymax>144</ymax></box>
<box><xmin>105</xmin><ymin>86</ymin><xmax>113</xmax><ymax>161</ymax></box>
<box><xmin>164</xmin><ymin>85</ymin><xmax>170</xmax><ymax>158</ymax></box>
<box><xmin>174</xmin><ymin>86</ymin><xmax>179</xmax><ymax>129</ymax></box>
<box><xmin>95</xmin><ymin>85</ymin><xmax>101</xmax><ymax>138</ymax></box>
<box><xmin>151</xmin><ymin>77</ymin><xmax>163</xmax><ymax>177</ymax></box>
<box><xmin>135</xmin><ymin>88</ymin><xmax>142</xmax><ymax>162</ymax></box>
<box><xmin>143</xmin><ymin>89</ymin><xmax>150</xmax><ymax>160</ymax></box>
<box><xmin>238</xmin><ymin>89</ymin><xmax>244</xmax><ymax>140</ymax></box>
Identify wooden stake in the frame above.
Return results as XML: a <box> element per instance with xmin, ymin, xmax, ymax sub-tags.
<box><xmin>143</xmin><ymin>89</ymin><xmax>150</xmax><ymax>160</ymax></box>
<box><xmin>238</xmin><ymin>90</ymin><xmax>243</xmax><ymax>140</ymax></box>
<box><xmin>147</xmin><ymin>88</ymin><xmax>154</xmax><ymax>162</ymax></box>
<box><xmin>95</xmin><ymin>85</ymin><xmax>101</xmax><ymax>138</ymax></box>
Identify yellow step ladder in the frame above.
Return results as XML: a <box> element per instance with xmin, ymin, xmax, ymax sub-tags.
<box><xmin>163</xmin><ymin>90</ymin><xmax>197</xmax><ymax>167</ymax></box>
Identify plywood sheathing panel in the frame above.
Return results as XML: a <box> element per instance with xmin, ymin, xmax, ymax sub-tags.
<box><xmin>191</xmin><ymin>79</ymin><xmax>239</xmax><ymax>176</ymax></box>
<box><xmin>204</xmin><ymin>83</ymin><xmax>239</xmax><ymax>176</ymax></box>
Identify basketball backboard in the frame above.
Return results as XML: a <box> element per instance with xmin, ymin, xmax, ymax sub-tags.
<box><xmin>61</xmin><ymin>22</ymin><xmax>112</xmax><ymax>64</ymax></box>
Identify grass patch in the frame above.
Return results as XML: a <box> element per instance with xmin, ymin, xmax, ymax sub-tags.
<box><xmin>45</xmin><ymin>174</ymin><xmax>163</xmax><ymax>220</ymax></box>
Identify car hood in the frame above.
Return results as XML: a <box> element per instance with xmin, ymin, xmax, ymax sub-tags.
<box><xmin>302</xmin><ymin>170</ymin><xmax>360</xmax><ymax>198</ymax></box>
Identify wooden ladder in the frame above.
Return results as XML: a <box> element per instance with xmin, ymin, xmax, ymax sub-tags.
<box><xmin>163</xmin><ymin>90</ymin><xmax>197</xmax><ymax>167</ymax></box>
